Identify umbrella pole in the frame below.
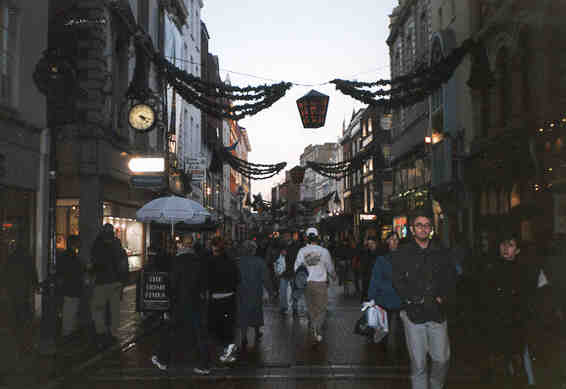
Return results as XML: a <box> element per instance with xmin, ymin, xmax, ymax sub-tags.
<box><xmin>171</xmin><ymin>223</ymin><xmax>174</xmax><ymax>240</ymax></box>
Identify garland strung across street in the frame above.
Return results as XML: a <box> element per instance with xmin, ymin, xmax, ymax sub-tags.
<box><xmin>330</xmin><ymin>38</ymin><xmax>476</xmax><ymax>110</ymax></box>
<box><xmin>306</xmin><ymin>143</ymin><xmax>380</xmax><ymax>180</ymax></box>
<box><xmin>210</xmin><ymin>145</ymin><xmax>287</xmax><ymax>180</ymax></box>
<box><xmin>152</xmin><ymin>55</ymin><xmax>292</xmax><ymax>121</ymax></box>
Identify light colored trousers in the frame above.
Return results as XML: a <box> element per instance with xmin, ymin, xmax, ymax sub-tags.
<box><xmin>91</xmin><ymin>282</ymin><xmax>122</xmax><ymax>336</ymax></box>
<box><xmin>62</xmin><ymin>296</ymin><xmax>80</xmax><ymax>336</ymax></box>
<box><xmin>305</xmin><ymin>281</ymin><xmax>328</xmax><ymax>332</ymax></box>
<box><xmin>400</xmin><ymin>310</ymin><xmax>450</xmax><ymax>389</ymax></box>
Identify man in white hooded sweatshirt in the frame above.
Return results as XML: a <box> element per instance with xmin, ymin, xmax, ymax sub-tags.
<box><xmin>294</xmin><ymin>227</ymin><xmax>336</xmax><ymax>344</ymax></box>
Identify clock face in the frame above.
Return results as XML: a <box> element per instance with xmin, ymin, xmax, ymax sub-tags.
<box><xmin>128</xmin><ymin>103</ymin><xmax>156</xmax><ymax>131</ymax></box>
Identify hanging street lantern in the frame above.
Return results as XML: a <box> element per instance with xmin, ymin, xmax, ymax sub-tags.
<box><xmin>296</xmin><ymin>89</ymin><xmax>329</xmax><ymax>128</ymax></box>
<box><xmin>290</xmin><ymin>165</ymin><xmax>306</xmax><ymax>185</ymax></box>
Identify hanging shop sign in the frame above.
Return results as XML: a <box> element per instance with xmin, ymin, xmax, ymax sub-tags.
<box><xmin>186</xmin><ymin>156</ymin><xmax>206</xmax><ymax>181</ymax></box>
<box><xmin>140</xmin><ymin>271</ymin><xmax>170</xmax><ymax>311</ymax></box>
<box><xmin>360</xmin><ymin>214</ymin><xmax>377</xmax><ymax>221</ymax></box>
<box><xmin>296</xmin><ymin>89</ymin><xmax>329</xmax><ymax>129</ymax></box>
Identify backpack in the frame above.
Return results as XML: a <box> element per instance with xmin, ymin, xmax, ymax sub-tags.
<box><xmin>294</xmin><ymin>265</ymin><xmax>309</xmax><ymax>290</ymax></box>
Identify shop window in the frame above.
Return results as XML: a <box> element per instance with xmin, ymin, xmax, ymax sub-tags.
<box><xmin>521</xmin><ymin>220</ymin><xmax>533</xmax><ymax>241</ymax></box>
<box><xmin>510</xmin><ymin>184</ymin><xmax>520</xmax><ymax>208</ymax></box>
<box><xmin>488</xmin><ymin>189</ymin><xmax>497</xmax><ymax>215</ymax></box>
<box><xmin>480</xmin><ymin>191</ymin><xmax>488</xmax><ymax>216</ymax></box>
<box><xmin>0</xmin><ymin>187</ymin><xmax>35</xmax><ymax>266</ymax></box>
<box><xmin>499</xmin><ymin>189</ymin><xmax>509</xmax><ymax>214</ymax></box>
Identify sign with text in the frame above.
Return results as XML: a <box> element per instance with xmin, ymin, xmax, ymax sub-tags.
<box><xmin>140</xmin><ymin>271</ymin><xmax>170</xmax><ymax>311</ymax></box>
<box><xmin>185</xmin><ymin>156</ymin><xmax>206</xmax><ymax>181</ymax></box>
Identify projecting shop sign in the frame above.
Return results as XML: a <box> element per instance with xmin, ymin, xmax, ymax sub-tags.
<box><xmin>185</xmin><ymin>156</ymin><xmax>206</xmax><ymax>181</ymax></box>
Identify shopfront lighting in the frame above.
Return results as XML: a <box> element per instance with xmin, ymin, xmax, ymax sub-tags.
<box><xmin>128</xmin><ymin>157</ymin><xmax>165</xmax><ymax>173</ymax></box>
<box><xmin>425</xmin><ymin>136</ymin><xmax>432</xmax><ymax>144</ymax></box>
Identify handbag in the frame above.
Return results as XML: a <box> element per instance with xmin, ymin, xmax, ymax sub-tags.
<box><xmin>354</xmin><ymin>313</ymin><xmax>374</xmax><ymax>337</ymax></box>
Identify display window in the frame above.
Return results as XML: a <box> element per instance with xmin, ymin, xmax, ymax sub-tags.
<box><xmin>56</xmin><ymin>199</ymin><xmax>145</xmax><ymax>272</ymax></box>
<box><xmin>103</xmin><ymin>216</ymin><xmax>144</xmax><ymax>272</ymax></box>
<box><xmin>0</xmin><ymin>187</ymin><xmax>36</xmax><ymax>266</ymax></box>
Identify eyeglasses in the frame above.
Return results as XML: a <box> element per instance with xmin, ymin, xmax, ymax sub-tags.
<box><xmin>413</xmin><ymin>223</ymin><xmax>432</xmax><ymax>230</ymax></box>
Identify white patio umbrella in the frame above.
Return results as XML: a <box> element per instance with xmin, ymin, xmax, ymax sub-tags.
<box><xmin>136</xmin><ymin>195</ymin><xmax>211</xmax><ymax>237</ymax></box>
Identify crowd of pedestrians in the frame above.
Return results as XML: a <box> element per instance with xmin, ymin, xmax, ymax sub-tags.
<box><xmin>1</xmin><ymin>211</ymin><xmax>564</xmax><ymax>387</ymax></box>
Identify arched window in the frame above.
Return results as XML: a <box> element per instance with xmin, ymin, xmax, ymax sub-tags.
<box><xmin>496</xmin><ymin>47</ymin><xmax>512</xmax><ymax>127</ymax></box>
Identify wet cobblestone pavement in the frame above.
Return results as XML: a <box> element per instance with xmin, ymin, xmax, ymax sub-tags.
<box><xmin>4</xmin><ymin>284</ymin><xmax>564</xmax><ymax>388</ymax></box>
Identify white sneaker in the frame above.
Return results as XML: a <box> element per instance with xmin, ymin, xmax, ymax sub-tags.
<box><xmin>193</xmin><ymin>367</ymin><xmax>211</xmax><ymax>375</ymax></box>
<box><xmin>151</xmin><ymin>355</ymin><xmax>168</xmax><ymax>371</ymax></box>
<box><xmin>219</xmin><ymin>344</ymin><xmax>237</xmax><ymax>362</ymax></box>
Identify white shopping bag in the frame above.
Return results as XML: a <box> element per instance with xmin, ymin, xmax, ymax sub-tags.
<box><xmin>362</xmin><ymin>301</ymin><xmax>389</xmax><ymax>343</ymax></box>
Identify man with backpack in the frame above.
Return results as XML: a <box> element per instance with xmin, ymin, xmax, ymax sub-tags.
<box><xmin>89</xmin><ymin>223</ymin><xmax>129</xmax><ymax>349</ymax></box>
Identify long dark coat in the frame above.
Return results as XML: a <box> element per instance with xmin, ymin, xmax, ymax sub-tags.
<box><xmin>237</xmin><ymin>255</ymin><xmax>270</xmax><ymax>328</ymax></box>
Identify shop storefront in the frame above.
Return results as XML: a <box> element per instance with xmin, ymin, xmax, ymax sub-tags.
<box><xmin>0</xmin><ymin>187</ymin><xmax>36</xmax><ymax>266</ymax></box>
<box><xmin>56</xmin><ymin>200</ymin><xmax>146</xmax><ymax>272</ymax></box>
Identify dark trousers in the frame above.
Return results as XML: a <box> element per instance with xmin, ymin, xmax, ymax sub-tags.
<box><xmin>208</xmin><ymin>294</ymin><xmax>236</xmax><ymax>346</ymax></box>
<box><xmin>385</xmin><ymin>310</ymin><xmax>403</xmax><ymax>360</ymax></box>
<box><xmin>157</xmin><ymin>310</ymin><xmax>210</xmax><ymax>368</ymax></box>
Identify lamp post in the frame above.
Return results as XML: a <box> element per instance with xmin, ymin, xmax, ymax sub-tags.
<box><xmin>33</xmin><ymin>48</ymin><xmax>80</xmax><ymax>355</ymax></box>
<box><xmin>237</xmin><ymin>185</ymin><xmax>245</xmax><ymax>242</ymax></box>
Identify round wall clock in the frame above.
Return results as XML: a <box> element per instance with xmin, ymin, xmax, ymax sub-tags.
<box><xmin>128</xmin><ymin>103</ymin><xmax>156</xmax><ymax>132</ymax></box>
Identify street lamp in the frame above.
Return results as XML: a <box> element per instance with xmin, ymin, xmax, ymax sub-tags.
<box><xmin>237</xmin><ymin>185</ymin><xmax>246</xmax><ymax>241</ymax></box>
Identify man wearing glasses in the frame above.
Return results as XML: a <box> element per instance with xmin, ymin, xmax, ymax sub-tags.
<box><xmin>391</xmin><ymin>209</ymin><xmax>457</xmax><ymax>389</ymax></box>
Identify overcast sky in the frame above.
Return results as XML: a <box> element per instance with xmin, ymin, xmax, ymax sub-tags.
<box><xmin>201</xmin><ymin>0</ymin><xmax>398</xmax><ymax>200</ymax></box>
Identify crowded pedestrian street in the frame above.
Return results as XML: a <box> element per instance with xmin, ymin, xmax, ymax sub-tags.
<box><xmin>2</xmin><ymin>280</ymin><xmax>564</xmax><ymax>388</ymax></box>
<box><xmin>2</xmin><ymin>1</ymin><xmax>566</xmax><ymax>389</ymax></box>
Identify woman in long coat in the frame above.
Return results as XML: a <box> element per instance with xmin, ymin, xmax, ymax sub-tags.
<box><xmin>237</xmin><ymin>240</ymin><xmax>273</xmax><ymax>348</ymax></box>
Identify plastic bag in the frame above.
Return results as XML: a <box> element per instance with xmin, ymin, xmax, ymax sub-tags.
<box><xmin>274</xmin><ymin>254</ymin><xmax>286</xmax><ymax>276</ymax></box>
<box><xmin>361</xmin><ymin>301</ymin><xmax>389</xmax><ymax>343</ymax></box>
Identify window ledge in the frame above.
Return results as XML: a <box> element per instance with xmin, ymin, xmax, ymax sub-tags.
<box><xmin>0</xmin><ymin>104</ymin><xmax>43</xmax><ymax>133</ymax></box>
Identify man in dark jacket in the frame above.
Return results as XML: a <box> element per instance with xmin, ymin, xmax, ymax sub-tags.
<box><xmin>151</xmin><ymin>235</ymin><xmax>210</xmax><ymax>374</ymax></box>
<box><xmin>391</xmin><ymin>210</ymin><xmax>457</xmax><ymax>389</ymax></box>
<box><xmin>89</xmin><ymin>224</ymin><xmax>129</xmax><ymax>348</ymax></box>
<box><xmin>56</xmin><ymin>235</ymin><xmax>84</xmax><ymax>339</ymax></box>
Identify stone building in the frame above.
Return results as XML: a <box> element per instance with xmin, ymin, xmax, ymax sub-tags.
<box><xmin>49</xmin><ymin>0</ymin><xmax>178</xmax><ymax>274</ymax></box>
<box><xmin>465</xmin><ymin>0</ymin><xmax>566</xmax><ymax>255</ymax></box>
<box><xmin>0</xmin><ymin>0</ymin><xmax>49</xmax><ymax>313</ymax></box>
<box><xmin>387</xmin><ymin>0</ymin><xmax>433</xmax><ymax>240</ymax></box>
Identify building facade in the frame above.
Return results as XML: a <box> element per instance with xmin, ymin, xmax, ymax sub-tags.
<box><xmin>387</xmin><ymin>0</ymin><xmax>433</xmax><ymax>240</ymax></box>
<box><xmin>465</xmin><ymin>0</ymin><xmax>566</xmax><ymax>256</ymax></box>
<box><xmin>0</xmin><ymin>0</ymin><xmax>49</xmax><ymax>314</ymax></box>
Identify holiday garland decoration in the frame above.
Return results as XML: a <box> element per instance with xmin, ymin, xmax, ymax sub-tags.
<box><xmin>330</xmin><ymin>38</ymin><xmax>476</xmax><ymax>110</ymax></box>
<box><xmin>210</xmin><ymin>145</ymin><xmax>287</xmax><ymax>180</ymax></box>
<box><xmin>152</xmin><ymin>55</ymin><xmax>292</xmax><ymax>121</ymax></box>
<box><xmin>306</xmin><ymin>143</ymin><xmax>380</xmax><ymax>180</ymax></box>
